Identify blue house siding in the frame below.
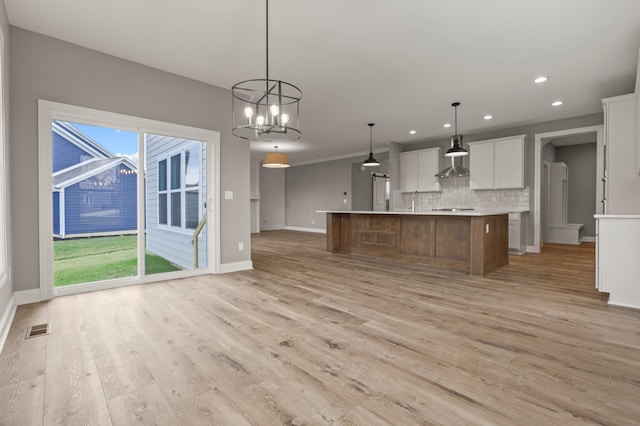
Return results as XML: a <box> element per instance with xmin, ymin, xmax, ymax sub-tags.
<box><xmin>53</xmin><ymin>192</ymin><xmax>60</xmax><ymax>235</ymax></box>
<box><xmin>52</xmin><ymin>132</ymin><xmax>93</xmax><ymax>173</ymax></box>
<box><xmin>63</xmin><ymin>164</ymin><xmax>137</xmax><ymax>235</ymax></box>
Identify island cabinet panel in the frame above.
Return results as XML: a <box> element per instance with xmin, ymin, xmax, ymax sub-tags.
<box><xmin>400</xmin><ymin>216</ymin><xmax>435</xmax><ymax>257</ymax></box>
<box><xmin>350</xmin><ymin>215</ymin><xmax>400</xmax><ymax>256</ymax></box>
<box><xmin>324</xmin><ymin>212</ymin><xmax>508</xmax><ymax>276</ymax></box>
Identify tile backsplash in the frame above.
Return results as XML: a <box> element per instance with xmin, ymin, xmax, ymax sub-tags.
<box><xmin>394</xmin><ymin>176</ymin><xmax>530</xmax><ymax>212</ymax></box>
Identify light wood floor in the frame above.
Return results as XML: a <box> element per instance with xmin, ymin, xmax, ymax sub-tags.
<box><xmin>1</xmin><ymin>231</ymin><xmax>639</xmax><ymax>425</ymax></box>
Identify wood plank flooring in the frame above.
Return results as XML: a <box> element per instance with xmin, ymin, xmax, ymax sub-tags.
<box><xmin>1</xmin><ymin>230</ymin><xmax>639</xmax><ymax>425</ymax></box>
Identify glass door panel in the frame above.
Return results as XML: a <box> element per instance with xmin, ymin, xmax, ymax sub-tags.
<box><xmin>52</xmin><ymin>120</ymin><xmax>139</xmax><ymax>287</ymax></box>
<box><xmin>144</xmin><ymin>133</ymin><xmax>207</xmax><ymax>275</ymax></box>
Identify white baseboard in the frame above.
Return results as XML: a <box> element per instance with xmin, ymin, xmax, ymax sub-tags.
<box><xmin>15</xmin><ymin>289</ymin><xmax>41</xmax><ymax>306</ymax></box>
<box><xmin>608</xmin><ymin>299</ymin><xmax>640</xmax><ymax>310</ymax></box>
<box><xmin>219</xmin><ymin>260</ymin><xmax>253</xmax><ymax>274</ymax></box>
<box><xmin>582</xmin><ymin>236</ymin><xmax>596</xmax><ymax>242</ymax></box>
<box><xmin>526</xmin><ymin>245</ymin><xmax>538</xmax><ymax>253</ymax></box>
<box><xmin>283</xmin><ymin>226</ymin><xmax>326</xmax><ymax>234</ymax></box>
<box><xmin>0</xmin><ymin>294</ymin><xmax>17</xmax><ymax>355</ymax></box>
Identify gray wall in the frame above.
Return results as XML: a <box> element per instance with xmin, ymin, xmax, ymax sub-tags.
<box><xmin>352</xmin><ymin>157</ymin><xmax>389</xmax><ymax>211</ymax></box>
<box><xmin>260</xmin><ymin>168</ymin><xmax>285</xmax><ymax>230</ymax></box>
<box><xmin>0</xmin><ymin>3</ymin><xmax>12</xmax><ymax>334</ymax></box>
<box><xmin>286</xmin><ymin>158</ymin><xmax>354</xmax><ymax>230</ymax></box>
<box><xmin>556</xmin><ymin>143</ymin><xmax>598</xmax><ymax>237</ymax></box>
<box><xmin>9</xmin><ymin>27</ymin><xmax>251</xmax><ymax>292</ymax></box>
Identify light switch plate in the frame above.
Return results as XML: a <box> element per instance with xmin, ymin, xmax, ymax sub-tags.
<box><xmin>225</xmin><ymin>191</ymin><xmax>233</xmax><ymax>200</ymax></box>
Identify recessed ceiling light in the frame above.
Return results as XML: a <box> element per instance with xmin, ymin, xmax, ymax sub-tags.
<box><xmin>484</xmin><ymin>115</ymin><xmax>493</xmax><ymax>120</ymax></box>
<box><xmin>534</xmin><ymin>76</ymin><xmax>548</xmax><ymax>84</ymax></box>
<box><xmin>409</xmin><ymin>130</ymin><xmax>416</xmax><ymax>135</ymax></box>
<box><xmin>443</xmin><ymin>123</ymin><xmax>451</xmax><ymax>128</ymax></box>
<box><xmin>552</xmin><ymin>100</ymin><xmax>563</xmax><ymax>106</ymax></box>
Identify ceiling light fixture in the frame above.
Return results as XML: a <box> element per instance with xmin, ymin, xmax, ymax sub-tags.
<box><xmin>484</xmin><ymin>115</ymin><xmax>493</xmax><ymax>120</ymax></box>
<box><xmin>445</xmin><ymin>102</ymin><xmax>468</xmax><ymax>158</ymax></box>
<box><xmin>409</xmin><ymin>130</ymin><xmax>417</xmax><ymax>135</ymax></box>
<box><xmin>362</xmin><ymin>123</ymin><xmax>380</xmax><ymax>167</ymax></box>
<box><xmin>552</xmin><ymin>100</ymin><xmax>564</xmax><ymax>106</ymax></box>
<box><xmin>443</xmin><ymin>123</ymin><xmax>451</xmax><ymax>128</ymax></box>
<box><xmin>231</xmin><ymin>0</ymin><xmax>301</xmax><ymax>142</ymax></box>
<box><xmin>534</xmin><ymin>76</ymin><xmax>548</xmax><ymax>84</ymax></box>
<box><xmin>262</xmin><ymin>146</ymin><xmax>290</xmax><ymax>168</ymax></box>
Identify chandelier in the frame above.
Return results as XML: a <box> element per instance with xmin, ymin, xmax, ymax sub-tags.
<box><xmin>231</xmin><ymin>0</ymin><xmax>302</xmax><ymax>142</ymax></box>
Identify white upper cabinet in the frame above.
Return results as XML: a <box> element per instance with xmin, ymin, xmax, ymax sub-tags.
<box><xmin>468</xmin><ymin>135</ymin><xmax>525</xmax><ymax>190</ymax></box>
<box><xmin>399</xmin><ymin>147</ymin><xmax>442</xmax><ymax>192</ymax></box>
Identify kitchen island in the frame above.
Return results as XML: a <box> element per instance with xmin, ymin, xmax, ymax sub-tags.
<box><xmin>319</xmin><ymin>210</ymin><xmax>510</xmax><ymax>276</ymax></box>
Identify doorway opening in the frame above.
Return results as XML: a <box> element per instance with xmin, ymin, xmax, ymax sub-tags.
<box><xmin>533</xmin><ymin>125</ymin><xmax>604</xmax><ymax>252</ymax></box>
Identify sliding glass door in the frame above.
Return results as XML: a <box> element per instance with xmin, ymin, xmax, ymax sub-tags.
<box><xmin>39</xmin><ymin>101</ymin><xmax>219</xmax><ymax>298</ymax></box>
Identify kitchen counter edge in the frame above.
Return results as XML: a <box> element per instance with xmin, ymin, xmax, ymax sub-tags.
<box><xmin>317</xmin><ymin>210</ymin><xmax>513</xmax><ymax>217</ymax></box>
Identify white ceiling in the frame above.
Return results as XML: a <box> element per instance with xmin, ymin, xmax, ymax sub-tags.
<box><xmin>5</xmin><ymin>0</ymin><xmax>640</xmax><ymax>165</ymax></box>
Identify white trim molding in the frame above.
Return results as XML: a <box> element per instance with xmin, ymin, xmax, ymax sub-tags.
<box><xmin>0</xmin><ymin>294</ymin><xmax>17</xmax><ymax>355</ymax></box>
<box><xmin>283</xmin><ymin>226</ymin><xmax>327</xmax><ymax>234</ymax></box>
<box><xmin>219</xmin><ymin>261</ymin><xmax>253</xmax><ymax>274</ymax></box>
<box><xmin>15</xmin><ymin>289</ymin><xmax>41</xmax><ymax>306</ymax></box>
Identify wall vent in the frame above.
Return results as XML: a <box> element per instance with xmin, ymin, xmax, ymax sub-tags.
<box><xmin>26</xmin><ymin>323</ymin><xmax>51</xmax><ymax>338</ymax></box>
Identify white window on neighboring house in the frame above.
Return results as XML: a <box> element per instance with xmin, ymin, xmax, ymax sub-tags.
<box><xmin>157</xmin><ymin>145</ymin><xmax>201</xmax><ymax>231</ymax></box>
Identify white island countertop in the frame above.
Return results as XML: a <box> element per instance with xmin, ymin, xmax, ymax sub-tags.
<box><xmin>317</xmin><ymin>209</ymin><xmax>513</xmax><ymax>217</ymax></box>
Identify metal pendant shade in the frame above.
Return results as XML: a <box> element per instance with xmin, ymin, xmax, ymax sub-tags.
<box><xmin>263</xmin><ymin>146</ymin><xmax>290</xmax><ymax>168</ymax></box>
<box><xmin>362</xmin><ymin>123</ymin><xmax>380</xmax><ymax>167</ymax></box>
<box><xmin>231</xmin><ymin>0</ymin><xmax>302</xmax><ymax>142</ymax></box>
<box><xmin>445</xmin><ymin>102</ymin><xmax>468</xmax><ymax>157</ymax></box>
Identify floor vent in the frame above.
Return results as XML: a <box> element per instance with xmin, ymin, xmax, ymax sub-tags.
<box><xmin>26</xmin><ymin>323</ymin><xmax>51</xmax><ymax>339</ymax></box>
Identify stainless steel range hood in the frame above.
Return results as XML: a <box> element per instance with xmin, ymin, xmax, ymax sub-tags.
<box><xmin>435</xmin><ymin>155</ymin><xmax>469</xmax><ymax>178</ymax></box>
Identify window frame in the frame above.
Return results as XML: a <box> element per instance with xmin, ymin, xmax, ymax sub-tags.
<box><xmin>156</xmin><ymin>144</ymin><xmax>203</xmax><ymax>234</ymax></box>
<box><xmin>0</xmin><ymin>27</ymin><xmax>7</xmax><ymax>290</ymax></box>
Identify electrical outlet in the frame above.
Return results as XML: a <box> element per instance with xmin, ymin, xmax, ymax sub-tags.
<box><xmin>238</xmin><ymin>242</ymin><xmax>244</xmax><ymax>251</ymax></box>
<box><xmin>312</xmin><ymin>219</ymin><xmax>315</xmax><ymax>225</ymax></box>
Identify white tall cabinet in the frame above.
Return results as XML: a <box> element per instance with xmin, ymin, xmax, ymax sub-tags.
<box><xmin>596</xmin><ymin>90</ymin><xmax>640</xmax><ymax>308</ymax></box>
<box><xmin>398</xmin><ymin>148</ymin><xmax>442</xmax><ymax>192</ymax></box>
<box><xmin>468</xmin><ymin>135</ymin><xmax>525</xmax><ymax>190</ymax></box>
<box><xmin>549</xmin><ymin>162</ymin><xmax>568</xmax><ymax>225</ymax></box>
<box><xmin>548</xmin><ymin>162</ymin><xmax>583</xmax><ymax>244</ymax></box>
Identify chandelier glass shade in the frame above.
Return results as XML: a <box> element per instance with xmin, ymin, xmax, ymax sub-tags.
<box><xmin>262</xmin><ymin>146</ymin><xmax>290</xmax><ymax>168</ymax></box>
<box><xmin>445</xmin><ymin>102</ymin><xmax>468</xmax><ymax>157</ymax></box>
<box><xmin>232</xmin><ymin>0</ymin><xmax>302</xmax><ymax>142</ymax></box>
<box><xmin>362</xmin><ymin>123</ymin><xmax>380</xmax><ymax>167</ymax></box>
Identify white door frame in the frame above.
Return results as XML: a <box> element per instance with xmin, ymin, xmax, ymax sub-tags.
<box><xmin>533</xmin><ymin>125</ymin><xmax>603</xmax><ymax>253</ymax></box>
<box><xmin>38</xmin><ymin>100</ymin><xmax>220</xmax><ymax>300</ymax></box>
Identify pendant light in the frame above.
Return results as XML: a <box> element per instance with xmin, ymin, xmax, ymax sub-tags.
<box><xmin>231</xmin><ymin>0</ymin><xmax>302</xmax><ymax>142</ymax></box>
<box><xmin>263</xmin><ymin>146</ymin><xmax>290</xmax><ymax>168</ymax></box>
<box><xmin>445</xmin><ymin>102</ymin><xmax>468</xmax><ymax>157</ymax></box>
<box><xmin>362</xmin><ymin>123</ymin><xmax>380</xmax><ymax>167</ymax></box>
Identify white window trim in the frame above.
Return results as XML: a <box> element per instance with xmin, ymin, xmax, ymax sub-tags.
<box><xmin>38</xmin><ymin>100</ymin><xmax>220</xmax><ymax>300</ymax></box>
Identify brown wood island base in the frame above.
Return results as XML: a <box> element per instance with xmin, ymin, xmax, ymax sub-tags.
<box><xmin>324</xmin><ymin>211</ymin><xmax>509</xmax><ymax>276</ymax></box>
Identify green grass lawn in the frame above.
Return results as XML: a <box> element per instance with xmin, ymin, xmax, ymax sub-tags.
<box><xmin>54</xmin><ymin>235</ymin><xmax>181</xmax><ymax>286</ymax></box>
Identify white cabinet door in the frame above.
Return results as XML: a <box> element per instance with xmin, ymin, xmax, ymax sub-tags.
<box><xmin>469</xmin><ymin>141</ymin><xmax>494</xmax><ymax>189</ymax></box>
<box><xmin>494</xmin><ymin>138</ymin><xmax>524</xmax><ymax>189</ymax></box>
<box><xmin>469</xmin><ymin>136</ymin><xmax>525</xmax><ymax>190</ymax></box>
<box><xmin>417</xmin><ymin>148</ymin><xmax>442</xmax><ymax>192</ymax></box>
<box><xmin>399</xmin><ymin>148</ymin><xmax>442</xmax><ymax>192</ymax></box>
<box><xmin>508</xmin><ymin>219</ymin><xmax>518</xmax><ymax>250</ymax></box>
<box><xmin>399</xmin><ymin>151</ymin><xmax>418</xmax><ymax>192</ymax></box>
